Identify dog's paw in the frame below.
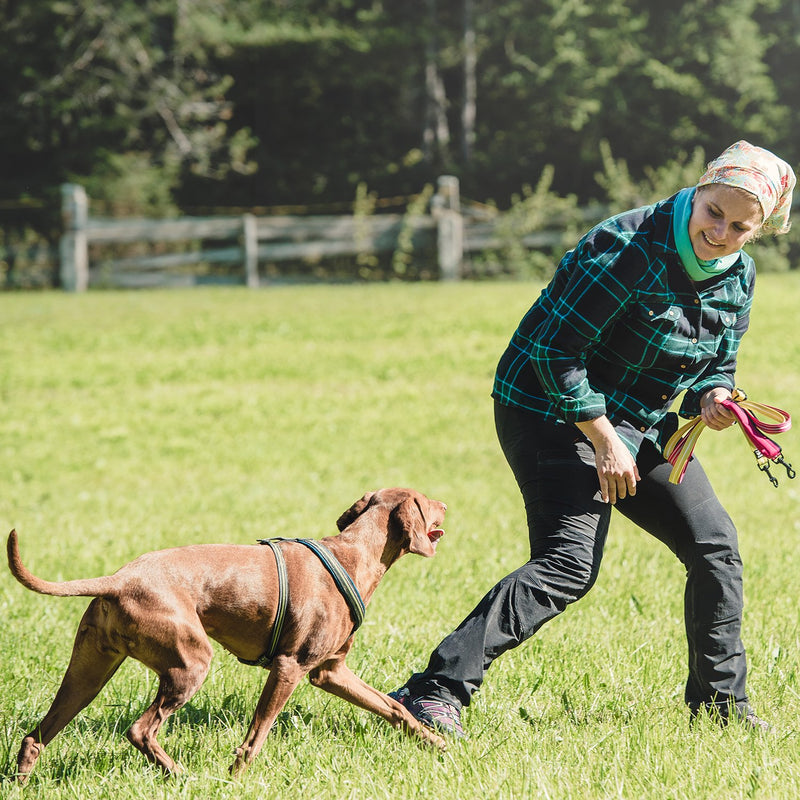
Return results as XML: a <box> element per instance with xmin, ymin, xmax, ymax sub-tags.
<box><xmin>166</xmin><ymin>761</ymin><xmax>186</xmax><ymax>777</ymax></box>
<box><xmin>16</xmin><ymin>736</ymin><xmax>43</xmax><ymax>781</ymax></box>
<box><xmin>229</xmin><ymin>748</ymin><xmax>249</xmax><ymax>778</ymax></box>
<box><xmin>425</xmin><ymin>730</ymin><xmax>448</xmax><ymax>752</ymax></box>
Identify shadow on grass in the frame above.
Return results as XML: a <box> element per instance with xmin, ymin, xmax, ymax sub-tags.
<box><xmin>3</xmin><ymin>695</ymin><xmax>352</xmax><ymax>785</ymax></box>
<box><xmin>12</xmin><ymin>694</ymin><xmax>329</xmax><ymax>739</ymax></box>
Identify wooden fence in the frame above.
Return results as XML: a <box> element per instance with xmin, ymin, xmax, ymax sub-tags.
<box><xmin>61</xmin><ymin>177</ymin><xmax>453</xmax><ymax>291</ymax></box>
<box><xmin>59</xmin><ymin>176</ymin><xmax>571</xmax><ymax>291</ymax></box>
<box><xmin>46</xmin><ymin>179</ymin><xmax>800</xmax><ymax>291</ymax></box>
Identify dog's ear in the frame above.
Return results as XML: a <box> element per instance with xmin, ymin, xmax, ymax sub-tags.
<box><xmin>336</xmin><ymin>492</ymin><xmax>375</xmax><ymax>531</ymax></box>
<box><xmin>390</xmin><ymin>497</ymin><xmax>436</xmax><ymax>557</ymax></box>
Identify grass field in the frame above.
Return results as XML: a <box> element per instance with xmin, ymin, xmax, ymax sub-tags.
<box><xmin>1</xmin><ymin>276</ymin><xmax>799</xmax><ymax>799</ymax></box>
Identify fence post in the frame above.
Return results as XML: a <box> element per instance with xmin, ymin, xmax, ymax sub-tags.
<box><xmin>433</xmin><ymin>175</ymin><xmax>462</xmax><ymax>281</ymax></box>
<box><xmin>59</xmin><ymin>184</ymin><xmax>89</xmax><ymax>292</ymax></box>
<box><xmin>242</xmin><ymin>213</ymin><xmax>259</xmax><ymax>288</ymax></box>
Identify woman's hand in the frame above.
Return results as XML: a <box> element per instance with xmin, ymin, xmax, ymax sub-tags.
<box><xmin>700</xmin><ymin>387</ymin><xmax>737</xmax><ymax>431</ymax></box>
<box><xmin>575</xmin><ymin>416</ymin><xmax>640</xmax><ymax>504</ymax></box>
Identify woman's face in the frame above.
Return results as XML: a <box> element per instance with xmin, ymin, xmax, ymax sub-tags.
<box><xmin>688</xmin><ymin>184</ymin><xmax>763</xmax><ymax>260</ymax></box>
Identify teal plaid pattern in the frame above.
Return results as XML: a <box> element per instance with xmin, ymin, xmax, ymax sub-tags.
<box><xmin>492</xmin><ymin>192</ymin><xmax>755</xmax><ymax>454</ymax></box>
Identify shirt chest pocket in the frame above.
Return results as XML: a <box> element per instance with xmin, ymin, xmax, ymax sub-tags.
<box><xmin>609</xmin><ymin>303</ymin><xmax>688</xmax><ymax>368</ymax></box>
<box><xmin>705</xmin><ymin>307</ymin><xmax>737</xmax><ymax>335</ymax></box>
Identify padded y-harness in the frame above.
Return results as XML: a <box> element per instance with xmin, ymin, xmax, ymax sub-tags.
<box><xmin>237</xmin><ymin>538</ymin><xmax>366</xmax><ymax>669</ymax></box>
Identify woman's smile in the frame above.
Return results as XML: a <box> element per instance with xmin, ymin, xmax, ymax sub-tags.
<box><xmin>688</xmin><ymin>184</ymin><xmax>763</xmax><ymax>260</ymax></box>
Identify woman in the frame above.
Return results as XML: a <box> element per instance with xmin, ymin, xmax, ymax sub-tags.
<box><xmin>391</xmin><ymin>141</ymin><xmax>795</xmax><ymax>736</ymax></box>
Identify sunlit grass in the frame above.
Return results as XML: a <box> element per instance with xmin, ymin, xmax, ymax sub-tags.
<box><xmin>1</xmin><ymin>276</ymin><xmax>799</xmax><ymax>799</ymax></box>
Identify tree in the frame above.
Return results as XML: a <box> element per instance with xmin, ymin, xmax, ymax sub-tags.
<box><xmin>0</xmin><ymin>0</ymin><xmax>255</xmax><ymax>217</ymax></box>
<box><xmin>2</xmin><ymin>0</ymin><xmax>797</xmax><ymax>223</ymax></box>
<box><xmin>462</xmin><ymin>0</ymin><xmax>477</xmax><ymax>163</ymax></box>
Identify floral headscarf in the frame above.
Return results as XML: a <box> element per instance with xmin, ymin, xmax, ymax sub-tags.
<box><xmin>697</xmin><ymin>140</ymin><xmax>795</xmax><ymax>234</ymax></box>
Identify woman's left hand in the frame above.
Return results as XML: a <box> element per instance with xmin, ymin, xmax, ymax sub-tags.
<box><xmin>700</xmin><ymin>387</ymin><xmax>737</xmax><ymax>431</ymax></box>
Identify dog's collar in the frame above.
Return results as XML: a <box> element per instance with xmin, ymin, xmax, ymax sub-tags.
<box><xmin>239</xmin><ymin>538</ymin><xmax>366</xmax><ymax>669</ymax></box>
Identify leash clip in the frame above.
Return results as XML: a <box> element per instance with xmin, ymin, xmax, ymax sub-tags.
<box><xmin>775</xmin><ymin>454</ymin><xmax>796</xmax><ymax>480</ymax></box>
<box><xmin>754</xmin><ymin>450</ymin><xmax>795</xmax><ymax>487</ymax></box>
<box><xmin>755</xmin><ymin>452</ymin><xmax>779</xmax><ymax>487</ymax></box>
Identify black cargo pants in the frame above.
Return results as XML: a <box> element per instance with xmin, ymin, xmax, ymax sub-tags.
<box><xmin>406</xmin><ymin>401</ymin><xmax>748</xmax><ymax>717</ymax></box>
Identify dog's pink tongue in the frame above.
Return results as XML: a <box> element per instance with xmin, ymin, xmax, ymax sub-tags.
<box><xmin>428</xmin><ymin>529</ymin><xmax>445</xmax><ymax>548</ymax></box>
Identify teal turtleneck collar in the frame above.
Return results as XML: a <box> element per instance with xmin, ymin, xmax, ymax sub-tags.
<box><xmin>672</xmin><ymin>187</ymin><xmax>740</xmax><ymax>281</ymax></box>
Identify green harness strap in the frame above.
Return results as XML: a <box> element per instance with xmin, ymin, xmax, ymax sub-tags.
<box><xmin>238</xmin><ymin>539</ymin><xmax>289</xmax><ymax>668</ymax></box>
<box><xmin>238</xmin><ymin>538</ymin><xmax>366</xmax><ymax>669</ymax></box>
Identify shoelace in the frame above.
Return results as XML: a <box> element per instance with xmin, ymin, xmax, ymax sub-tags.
<box><xmin>663</xmin><ymin>389</ymin><xmax>796</xmax><ymax>487</ymax></box>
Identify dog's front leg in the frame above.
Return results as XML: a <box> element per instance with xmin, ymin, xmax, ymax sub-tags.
<box><xmin>230</xmin><ymin>656</ymin><xmax>307</xmax><ymax>777</ymax></box>
<box><xmin>309</xmin><ymin>660</ymin><xmax>447</xmax><ymax>751</ymax></box>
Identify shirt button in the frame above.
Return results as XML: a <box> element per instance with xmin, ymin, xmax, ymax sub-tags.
<box><xmin>662</xmin><ymin>394</ymin><xmax>668</xmax><ymax>400</ymax></box>
<box><xmin>648</xmin><ymin>310</ymin><xmax>654</xmax><ymax>316</ymax></box>
<box><xmin>680</xmin><ymin>364</ymin><xmax>687</xmax><ymax>369</ymax></box>
<box><xmin>640</xmin><ymin>426</ymin><xmax>646</xmax><ymax>432</ymax></box>
<box><xmin>694</xmin><ymin>299</ymin><xmax>700</xmax><ymax>304</ymax></box>
<box><xmin>691</xmin><ymin>338</ymin><xmax>697</xmax><ymax>343</ymax></box>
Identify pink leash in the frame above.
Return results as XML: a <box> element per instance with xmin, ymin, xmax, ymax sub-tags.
<box><xmin>663</xmin><ymin>389</ymin><xmax>796</xmax><ymax>487</ymax></box>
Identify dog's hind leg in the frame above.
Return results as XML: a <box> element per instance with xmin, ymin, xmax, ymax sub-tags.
<box><xmin>125</xmin><ymin>628</ymin><xmax>213</xmax><ymax>775</ymax></box>
<box><xmin>16</xmin><ymin>599</ymin><xmax>127</xmax><ymax>783</ymax></box>
<box><xmin>230</xmin><ymin>655</ymin><xmax>307</xmax><ymax>777</ymax></box>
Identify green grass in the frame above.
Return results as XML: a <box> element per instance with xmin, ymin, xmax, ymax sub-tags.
<box><xmin>1</xmin><ymin>276</ymin><xmax>799</xmax><ymax>799</ymax></box>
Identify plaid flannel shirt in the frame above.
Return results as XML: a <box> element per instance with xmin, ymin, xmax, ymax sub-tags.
<box><xmin>492</xmin><ymin>191</ymin><xmax>756</xmax><ymax>455</ymax></box>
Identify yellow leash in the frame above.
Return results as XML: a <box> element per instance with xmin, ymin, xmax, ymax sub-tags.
<box><xmin>663</xmin><ymin>389</ymin><xmax>795</xmax><ymax>486</ymax></box>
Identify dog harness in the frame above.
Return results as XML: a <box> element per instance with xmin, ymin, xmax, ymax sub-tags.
<box><xmin>663</xmin><ymin>388</ymin><xmax>795</xmax><ymax>486</ymax></box>
<box><xmin>238</xmin><ymin>538</ymin><xmax>366</xmax><ymax>669</ymax></box>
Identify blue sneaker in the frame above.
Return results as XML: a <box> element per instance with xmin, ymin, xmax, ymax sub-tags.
<box><xmin>389</xmin><ymin>686</ymin><xmax>465</xmax><ymax>738</ymax></box>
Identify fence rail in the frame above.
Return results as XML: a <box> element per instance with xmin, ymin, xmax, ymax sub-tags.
<box><xmin>60</xmin><ymin>177</ymin><xmax>470</xmax><ymax>291</ymax></box>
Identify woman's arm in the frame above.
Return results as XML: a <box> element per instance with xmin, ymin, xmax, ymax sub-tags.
<box><xmin>528</xmin><ymin>226</ymin><xmax>641</xmax><ymax>425</ymax></box>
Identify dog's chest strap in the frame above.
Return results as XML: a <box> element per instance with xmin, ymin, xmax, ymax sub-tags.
<box><xmin>238</xmin><ymin>538</ymin><xmax>366</xmax><ymax>669</ymax></box>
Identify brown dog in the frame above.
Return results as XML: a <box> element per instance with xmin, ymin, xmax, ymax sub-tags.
<box><xmin>7</xmin><ymin>487</ymin><xmax>447</xmax><ymax>781</ymax></box>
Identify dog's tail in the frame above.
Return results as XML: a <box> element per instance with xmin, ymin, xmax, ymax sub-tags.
<box><xmin>7</xmin><ymin>530</ymin><xmax>118</xmax><ymax>598</ymax></box>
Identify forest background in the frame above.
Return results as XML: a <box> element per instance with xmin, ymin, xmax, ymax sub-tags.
<box><xmin>3</xmin><ymin>0</ymin><xmax>800</xmax><ymax>286</ymax></box>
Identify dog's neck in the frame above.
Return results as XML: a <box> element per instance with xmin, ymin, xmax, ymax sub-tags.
<box><xmin>322</xmin><ymin>524</ymin><xmax>402</xmax><ymax>603</ymax></box>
